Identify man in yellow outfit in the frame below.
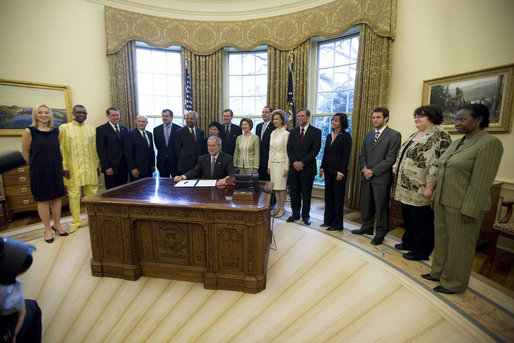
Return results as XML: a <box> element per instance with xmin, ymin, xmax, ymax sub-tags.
<box><xmin>59</xmin><ymin>104</ymin><xmax>100</xmax><ymax>233</ymax></box>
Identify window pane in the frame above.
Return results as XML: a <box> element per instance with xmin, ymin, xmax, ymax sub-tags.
<box><xmin>242</xmin><ymin>97</ymin><xmax>255</xmax><ymax>116</ymax></box>
<box><xmin>151</xmin><ymin>51</ymin><xmax>166</xmax><ymax>73</ymax></box>
<box><xmin>333</xmin><ymin>91</ymin><xmax>348</xmax><ymax>113</ymax></box>
<box><xmin>334</xmin><ymin>66</ymin><xmax>350</xmax><ymax>90</ymax></box>
<box><xmin>166</xmin><ymin>53</ymin><xmax>181</xmax><ymax>74</ymax></box>
<box><xmin>229</xmin><ymin>54</ymin><xmax>243</xmax><ymax>75</ymax></box>
<box><xmin>153</xmin><ymin>74</ymin><xmax>167</xmax><ymax>95</ymax></box>
<box><xmin>256</xmin><ymin>75</ymin><xmax>267</xmax><ymax>96</ymax></box>
<box><xmin>318</xmin><ymin>68</ymin><xmax>334</xmax><ymax>92</ymax></box>
<box><xmin>242</xmin><ymin>54</ymin><xmax>256</xmax><ymax>75</ymax></box>
<box><xmin>229</xmin><ymin>76</ymin><xmax>242</xmax><ymax>96</ymax></box>
<box><xmin>350</xmin><ymin>37</ymin><xmax>359</xmax><ymax>62</ymax></box>
<box><xmin>138</xmin><ymin>72</ymin><xmax>153</xmax><ymax>94</ymax></box>
<box><xmin>138</xmin><ymin>95</ymin><xmax>153</xmax><ymax>115</ymax></box>
<box><xmin>167</xmin><ymin>75</ymin><xmax>182</xmax><ymax>95</ymax></box>
<box><xmin>255</xmin><ymin>53</ymin><xmax>268</xmax><ymax>74</ymax></box>
<box><xmin>334</xmin><ymin>39</ymin><xmax>350</xmax><ymax>66</ymax></box>
<box><xmin>136</xmin><ymin>49</ymin><xmax>152</xmax><ymax>73</ymax></box>
<box><xmin>229</xmin><ymin>97</ymin><xmax>242</xmax><ymax>115</ymax></box>
<box><xmin>243</xmin><ymin>76</ymin><xmax>256</xmax><ymax>95</ymax></box>
<box><xmin>318</xmin><ymin>43</ymin><xmax>334</xmax><ymax>68</ymax></box>
<box><xmin>317</xmin><ymin>92</ymin><xmax>333</xmax><ymax>113</ymax></box>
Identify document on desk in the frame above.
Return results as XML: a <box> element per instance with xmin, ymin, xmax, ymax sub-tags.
<box><xmin>195</xmin><ymin>179</ymin><xmax>217</xmax><ymax>187</ymax></box>
<box><xmin>174</xmin><ymin>180</ymin><xmax>198</xmax><ymax>187</ymax></box>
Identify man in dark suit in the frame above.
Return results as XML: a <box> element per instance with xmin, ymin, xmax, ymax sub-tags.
<box><xmin>174</xmin><ymin>110</ymin><xmax>204</xmax><ymax>175</ymax></box>
<box><xmin>255</xmin><ymin>106</ymin><xmax>275</xmax><ymax>181</ymax></box>
<box><xmin>286</xmin><ymin>108</ymin><xmax>322</xmax><ymax>225</ymax></box>
<box><xmin>351</xmin><ymin>107</ymin><xmax>401</xmax><ymax>245</ymax></box>
<box><xmin>174</xmin><ymin>136</ymin><xmax>235</xmax><ymax>186</ymax></box>
<box><xmin>221</xmin><ymin>108</ymin><xmax>242</xmax><ymax>156</ymax></box>
<box><xmin>123</xmin><ymin>115</ymin><xmax>155</xmax><ymax>181</ymax></box>
<box><xmin>96</xmin><ymin>107</ymin><xmax>128</xmax><ymax>189</ymax></box>
<box><xmin>153</xmin><ymin>109</ymin><xmax>181</xmax><ymax>177</ymax></box>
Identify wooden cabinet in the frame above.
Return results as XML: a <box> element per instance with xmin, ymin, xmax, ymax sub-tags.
<box><xmin>1</xmin><ymin>165</ymin><xmax>68</xmax><ymax>221</ymax></box>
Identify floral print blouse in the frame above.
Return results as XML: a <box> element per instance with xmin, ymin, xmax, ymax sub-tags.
<box><xmin>393</xmin><ymin>125</ymin><xmax>451</xmax><ymax>206</ymax></box>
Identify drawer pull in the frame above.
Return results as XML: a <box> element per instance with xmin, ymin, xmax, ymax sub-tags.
<box><xmin>17</xmin><ymin>167</ymin><xmax>26</xmax><ymax>172</ymax></box>
<box><xmin>19</xmin><ymin>177</ymin><xmax>27</xmax><ymax>182</ymax></box>
<box><xmin>21</xmin><ymin>187</ymin><xmax>28</xmax><ymax>192</ymax></box>
<box><xmin>22</xmin><ymin>200</ymin><xmax>30</xmax><ymax>204</ymax></box>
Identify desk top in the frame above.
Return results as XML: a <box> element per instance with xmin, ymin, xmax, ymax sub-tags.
<box><xmin>83</xmin><ymin>177</ymin><xmax>271</xmax><ymax>210</ymax></box>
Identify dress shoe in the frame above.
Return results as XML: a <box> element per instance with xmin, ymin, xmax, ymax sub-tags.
<box><xmin>394</xmin><ymin>243</ymin><xmax>412</xmax><ymax>250</ymax></box>
<box><xmin>433</xmin><ymin>285</ymin><xmax>455</xmax><ymax>294</ymax></box>
<box><xmin>351</xmin><ymin>228</ymin><xmax>374</xmax><ymax>235</ymax></box>
<box><xmin>286</xmin><ymin>216</ymin><xmax>299</xmax><ymax>223</ymax></box>
<box><xmin>52</xmin><ymin>226</ymin><xmax>69</xmax><ymax>236</ymax></box>
<box><xmin>402</xmin><ymin>252</ymin><xmax>429</xmax><ymax>261</ymax></box>
<box><xmin>327</xmin><ymin>226</ymin><xmax>338</xmax><ymax>231</ymax></box>
<box><xmin>45</xmin><ymin>237</ymin><xmax>54</xmax><ymax>243</ymax></box>
<box><xmin>370</xmin><ymin>236</ymin><xmax>384</xmax><ymax>245</ymax></box>
<box><xmin>421</xmin><ymin>274</ymin><xmax>440</xmax><ymax>282</ymax></box>
<box><xmin>302</xmin><ymin>218</ymin><xmax>311</xmax><ymax>225</ymax></box>
<box><xmin>273</xmin><ymin>210</ymin><xmax>285</xmax><ymax>218</ymax></box>
<box><xmin>320</xmin><ymin>223</ymin><xmax>330</xmax><ymax>227</ymax></box>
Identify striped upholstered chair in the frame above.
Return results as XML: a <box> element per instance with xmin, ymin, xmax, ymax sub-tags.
<box><xmin>488</xmin><ymin>201</ymin><xmax>514</xmax><ymax>264</ymax></box>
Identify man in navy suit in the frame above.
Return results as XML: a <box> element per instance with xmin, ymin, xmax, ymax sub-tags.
<box><xmin>174</xmin><ymin>136</ymin><xmax>235</xmax><ymax>187</ymax></box>
<box><xmin>255</xmin><ymin>106</ymin><xmax>275</xmax><ymax>181</ymax></box>
<box><xmin>96</xmin><ymin>107</ymin><xmax>128</xmax><ymax>189</ymax></box>
<box><xmin>153</xmin><ymin>109</ymin><xmax>181</xmax><ymax>177</ymax></box>
<box><xmin>123</xmin><ymin>115</ymin><xmax>155</xmax><ymax>181</ymax></box>
<box><xmin>351</xmin><ymin>107</ymin><xmax>401</xmax><ymax>245</ymax></box>
<box><xmin>286</xmin><ymin>108</ymin><xmax>322</xmax><ymax>225</ymax></box>
<box><xmin>174</xmin><ymin>111</ymin><xmax>204</xmax><ymax>175</ymax></box>
<box><xmin>221</xmin><ymin>108</ymin><xmax>242</xmax><ymax>156</ymax></box>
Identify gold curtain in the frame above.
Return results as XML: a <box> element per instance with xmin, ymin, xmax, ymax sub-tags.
<box><xmin>107</xmin><ymin>40</ymin><xmax>138</xmax><ymax>129</ymax></box>
<box><xmin>346</xmin><ymin>24</ymin><xmax>393</xmax><ymax>209</ymax></box>
<box><xmin>181</xmin><ymin>47</ymin><xmax>223</xmax><ymax>131</ymax></box>
<box><xmin>267</xmin><ymin>40</ymin><xmax>310</xmax><ymax>119</ymax></box>
<box><xmin>105</xmin><ymin>0</ymin><xmax>397</xmax><ymax>55</ymax></box>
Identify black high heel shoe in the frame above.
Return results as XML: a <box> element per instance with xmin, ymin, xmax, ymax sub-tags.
<box><xmin>52</xmin><ymin>226</ymin><xmax>69</xmax><ymax>236</ymax></box>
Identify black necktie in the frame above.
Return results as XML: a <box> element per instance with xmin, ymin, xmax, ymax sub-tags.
<box><xmin>211</xmin><ymin>156</ymin><xmax>216</xmax><ymax>178</ymax></box>
<box><xmin>143</xmin><ymin>131</ymin><xmax>149</xmax><ymax>146</ymax></box>
<box><xmin>115</xmin><ymin>125</ymin><xmax>120</xmax><ymax>138</ymax></box>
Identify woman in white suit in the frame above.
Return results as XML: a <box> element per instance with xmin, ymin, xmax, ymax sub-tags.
<box><xmin>233</xmin><ymin>118</ymin><xmax>259</xmax><ymax>175</ymax></box>
<box><xmin>267</xmin><ymin>110</ymin><xmax>289</xmax><ymax>217</ymax></box>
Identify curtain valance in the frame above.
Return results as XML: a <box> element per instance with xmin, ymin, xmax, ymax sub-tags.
<box><xmin>105</xmin><ymin>0</ymin><xmax>396</xmax><ymax>55</ymax></box>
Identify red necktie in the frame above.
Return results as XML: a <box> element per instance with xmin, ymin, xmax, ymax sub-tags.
<box><xmin>300</xmin><ymin>127</ymin><xmax>304</xmax><ymax>143</ymax></box>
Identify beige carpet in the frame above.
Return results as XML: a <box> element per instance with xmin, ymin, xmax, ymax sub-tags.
<box><xmin>8</xmin><ymin>217</ymin><xmax>513</xmax><ymax>342</ymax></box>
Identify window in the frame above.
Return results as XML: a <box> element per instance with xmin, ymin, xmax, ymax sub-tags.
<box><xmin>135</xmin><ymin>44</ymin><xmax>183</xmax><ymax>132</ymax></box>
<box><xmin>312</xmin><ymin>33</ymin><xmax>359</xmax><ymax>185</ymax></box>
<box><xmin>227</xmin><ymin>49</ymin><xmax>268</xmax><ymax>131</ymax></box>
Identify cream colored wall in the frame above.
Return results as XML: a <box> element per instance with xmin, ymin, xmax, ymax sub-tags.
<box><xmin>388</xmin><ymin>0</ymin><xmax>514</xmax><ymax>184</ymax></box>
<box><xmin>0</xmin><ymin>0</ymin><xmax>109</xmax><ymax>154</ymax></box>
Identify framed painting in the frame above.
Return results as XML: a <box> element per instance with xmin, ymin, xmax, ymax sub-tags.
<box><xmin>421</xmin><ymin>64</ymin><xmax>513</xmax><ymax>132</ymax></box>
<box><xmin>0</xmin><ymin>79</ymin><xmax>72</xmax><ymax>136</ymax></box>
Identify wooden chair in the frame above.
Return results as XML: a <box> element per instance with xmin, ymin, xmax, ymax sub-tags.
<box><xmin>488</xmin><ymin>201</ymin><xmax>514</xmax><ymax>264</ymax></box>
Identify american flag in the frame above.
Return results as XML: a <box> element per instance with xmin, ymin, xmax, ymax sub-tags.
<box><xmin>286</xmin><ymin>56</ymin><xmax>295</xmax><ymax>129</ymax></box>
<box><xmin>184</xmin><ymin>65</ymin><xmax>193</xmax><ymax>121</ymax></box>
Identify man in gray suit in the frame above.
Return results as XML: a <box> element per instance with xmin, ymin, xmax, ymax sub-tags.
<box><xmin>351</xmin><ymin>107</ymin><xmax>401</xmax><ymax>245</ymax></box>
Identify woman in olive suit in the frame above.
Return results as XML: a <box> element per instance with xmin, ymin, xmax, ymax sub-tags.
<box><xmin>423</xmin><ymin>104</ymin><xmax>503</xmax><ymax>294</ymax></box>
<box><xmin>233</xmin><ymin>118</ymin><xmax>260</xmax><ymax>175</ymax></box>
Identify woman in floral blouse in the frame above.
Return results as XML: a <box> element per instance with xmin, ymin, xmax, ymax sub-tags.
<box><xmin>393</xmin><ymin>105</ymin><xmax>451</xmax><ymax>261</ymax></box>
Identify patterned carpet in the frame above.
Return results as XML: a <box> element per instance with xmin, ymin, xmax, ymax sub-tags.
<box><xmin>5</xmin><ymin>213</ymin><xmax>513</xmax><ymax>342</ymax></box>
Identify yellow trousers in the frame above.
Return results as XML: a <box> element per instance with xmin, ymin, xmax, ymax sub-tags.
<box><xmin>67</xmin><ymin>184</ymin><xmax>98</xmax><ymax>226</ymax></box>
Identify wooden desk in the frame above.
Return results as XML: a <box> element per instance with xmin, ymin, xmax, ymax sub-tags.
<box><xmin>83</xmin><ymin>178</ymin><xmax>272</xmax><ymax>293</ymax></box>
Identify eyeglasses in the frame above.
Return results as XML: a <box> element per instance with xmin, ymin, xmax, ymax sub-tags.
<box><xmin>74</xmin><ymin>111</ymin><xmax>87</xmax><ymax>115</ymax></box>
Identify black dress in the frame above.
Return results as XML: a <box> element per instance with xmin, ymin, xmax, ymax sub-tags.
<box><xmin>28</xmin><ymin>127</ymin><xmax>66</xmax><ymax>201</ymax></box>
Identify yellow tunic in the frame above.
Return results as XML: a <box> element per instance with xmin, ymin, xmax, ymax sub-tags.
<box><xmin>59</xmin><ymin>121</ymin><xmax>99</xmax><ymax>187</ymax></box>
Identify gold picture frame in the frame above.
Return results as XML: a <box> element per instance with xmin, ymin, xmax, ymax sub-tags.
<box><xmin>0</xmin><ymin>79</ymin><xmax>72</xmax><ymax>136</ymax></box>
<box><xmin>421</xmin><ymin>64</ymin><xmax>513</xmax><ymax>133</ymax></box>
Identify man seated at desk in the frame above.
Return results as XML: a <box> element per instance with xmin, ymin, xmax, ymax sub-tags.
<box><xmin>174</xmin><ymin>136</ymin><xmax>235</xmax><ymax>186</ymax></box>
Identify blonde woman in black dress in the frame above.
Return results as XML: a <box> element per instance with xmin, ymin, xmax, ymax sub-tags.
<box><xmin>21</xmin><ymin>105</ymin><xmax>68</xmax><ymax>243</ymax></box>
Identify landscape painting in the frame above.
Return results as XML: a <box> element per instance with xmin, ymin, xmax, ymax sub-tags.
<box><xmin>0</xmin><ymin>79</ymin><xmax>72</xmax><ymax>136</ymax></box>
<box><xmin>422</xmin><ymin>64</ymin><xmax>513</xmax><ymax>132</ymax></box>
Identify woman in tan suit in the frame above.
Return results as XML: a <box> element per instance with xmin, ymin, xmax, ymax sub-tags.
<box><xmin>233</xmin><ymin>118</ymin><xmax>259</xmax><ymax>175</ymax></box>
<box><xmin>423</xmin><ymin>104</ymin><xmax>503</xmax><ymax>294</ymax></box>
